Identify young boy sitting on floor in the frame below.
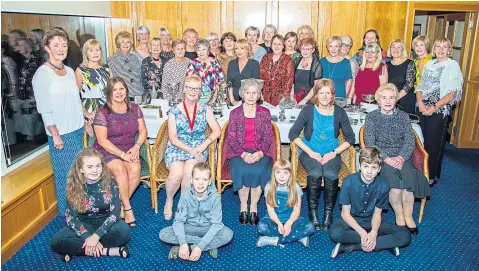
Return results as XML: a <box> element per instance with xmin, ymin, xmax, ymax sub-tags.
<box><xmin>159</xmin><ymin>163</ymin><xmax>233</xmax><ymax>261</ymax></box>
<box><xmin>330</xmin><ymin>147</ymin><xmax>411</xmax><ymax>258</ymax></box>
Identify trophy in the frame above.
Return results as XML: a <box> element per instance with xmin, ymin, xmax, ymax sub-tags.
<box><xmin>362</xmin><ymin>94</ymin><xmax>376</xmax><ymax>104</ymax></box>
<box><xmin>166</xmin><ymin>82</ymin><xmax>181</xmax><ymax>107</ymax></box>
<box><xmin>212</xmin><ymin>81</ymin><xmax>231</xmax><ymax>117</ymax></box>
<box><xmin>278</xmin><ymin>96</ymin><xmax>294</xmax><ymax>122</ymax></box>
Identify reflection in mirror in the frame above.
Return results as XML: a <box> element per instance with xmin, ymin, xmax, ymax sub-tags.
<box><xmin>1</xmin><ymin>12</ymin><xmax>107</xmax><ymax>166</ymax></box>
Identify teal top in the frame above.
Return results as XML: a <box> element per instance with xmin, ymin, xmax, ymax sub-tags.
<box><xmin>320</xmin><ymin>57</ymin><xmax>352</xmax><ymax>98</ymax></box>
<box><xmin>302</xmin><ymin>107</ymin><xmax>338</xmax><ymax>155</ymax></box>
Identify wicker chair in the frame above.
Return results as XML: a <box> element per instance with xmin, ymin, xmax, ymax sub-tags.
<box><xmin>151</xmin><ymin>121</ymin><xmax>217</xmax><ymax>214</ymax></box>
<box><xmin>290</xmin><ymin>130</ymin><xmax>357</xmax><ymax>188</ymax></box>
<box><xmin>359</xmin><ymin>126</ymin><xmax>428</xmax><ymax>223</ymax></box>
<box><xmin>216</xmin><ymin>121</ymin><xmax>281</xmax><ymax>197</ymax></box>
<box><xmin>83</xmin><ymin>130</ymin><xmax>153</xmax><ymax>207</ymax></box>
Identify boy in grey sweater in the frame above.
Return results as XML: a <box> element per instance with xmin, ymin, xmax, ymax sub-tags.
<box><xmin>159</xmin><ymin>163</ymin><xmax>233</xmax><ymax>261</ymax></box>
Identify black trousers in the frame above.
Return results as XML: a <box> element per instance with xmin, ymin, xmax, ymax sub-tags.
<box><xmin>329</xmin><ymin>217</ymin><xmax>411</xmax><ymax>251</ymax></box>
<box><xmin>398</xmin><ymin>92</ymin><xmax>417</xmax><ymax>115</ymax></box>
<box><xmin>51</xmin><ymin>220</ymin><xmax>131</xmax><ymax>256</ymax></box>
<box><xmin>418</xmin><ymin>111</ymin><xmax>448</xmax><ymax>180</ymax></box>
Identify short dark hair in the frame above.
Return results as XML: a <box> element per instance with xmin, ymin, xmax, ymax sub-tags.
<box><xmin>219</xmin><ymin>32</ymin><xmax>237</xmax><ymax>53</ymax></box>
<box><xmin>192</xmin><ymin>162</ymin><xmax>211</xmax><ymax>178</ymax></box>
<box><xmin>359</xmin><ymin>147</ymin><xmax>382</xmax><ymax>166</ymax></box>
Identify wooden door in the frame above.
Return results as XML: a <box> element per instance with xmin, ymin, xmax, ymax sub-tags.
<box><xmin>452</xmin><ymin>12</ymin><xmax>479</xmax><ymax>148</ymax></box>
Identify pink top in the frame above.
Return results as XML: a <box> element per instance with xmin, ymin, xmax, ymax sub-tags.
<box><xmin>244</xmin><ymin>117</ymin><xmax>255</xmax><ymax>149</ymax></box>
<box><xmin>354</xmin><ymin>63</ymin><xmax>386</xmax><ymax>104</ymax></box>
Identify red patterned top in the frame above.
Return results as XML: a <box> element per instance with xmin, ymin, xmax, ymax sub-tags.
<box><xmin>260</xmin><ymin>53</ymin><xmax>295</xmax><ymax>106</ymax></box>
<box><xmin>244</xmin><ymin>117</ymin><xmax>255</xmax><ymax>149</ymax></box>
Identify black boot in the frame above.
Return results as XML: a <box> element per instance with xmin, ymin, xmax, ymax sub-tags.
<box><xmin>322</xmin><ymin>178</ymin><xmax>339</xmax><ymax>230</ymax></box>
<box><xmin>307</xmin><ymin>176</ymin><xmax>322</xmax><ymax>230</ymax></box>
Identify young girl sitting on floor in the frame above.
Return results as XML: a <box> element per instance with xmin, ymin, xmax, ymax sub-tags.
<box><xmin>50</xmin><ymin>148</ymin><xmax>131</xmax><ymax>262</ymax></box>
<box><xmin>256</xmin><ymin>159</ymin><xmax>315</xmax><ymax>248</ymax></box>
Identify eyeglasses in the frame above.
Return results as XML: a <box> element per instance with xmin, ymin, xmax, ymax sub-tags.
<box><xmin>301</xmin><ymin>47</ymin><xmax>314</xmax><ymax>52</ymax></box>
<box><xmin>185</xmin><ymin>85</ymin><xmax>202</xmax><ymax>92</ymax></box>
<box><xmin>341</xmin><ymin>44</ymin><xmax>351</xmax><ymax>48</ymax></box>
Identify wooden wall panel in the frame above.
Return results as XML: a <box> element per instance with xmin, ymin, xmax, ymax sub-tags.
<box><xmin>329</xmin><ymin>2</ymin><xmax>366</xmax><ymax>53</ymax></box>
<box><xmin>145</xmin><ymin>1</ymin><xmax>181</xmax><ymax>38</ymax></box>
<box><xmin>110</xmin><ymin>1</ymin><xmax>131</xmax><ymax>18</ymax></box>
<box><xmin>277</xmin><ymin>1</ymin><xmax>316</xmax><ymax>35</ymax></box>
<box><xmin>1</xmin><ymin>13</ymin><xmax>50</xmax><ymax>35</ymax></box>
<box><xmin>181</xmin><ymin>2</ymin><xmax>222</xmax><ymax>38</ymax></box>
<box><xmin>105</xmin><ymin>18</ymin><xmax>134</xmax><ymax>57</ymax></box>
<box><xmin>231</xmin><ymin>1</ymin><xmax>267</xmax><ymax>40</ymax></box>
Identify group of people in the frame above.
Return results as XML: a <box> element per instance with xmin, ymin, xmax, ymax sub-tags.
<box><xmin>24</xmin><ymin>23</ymin><xmax>463</xmax><ymax>262</ymax></box>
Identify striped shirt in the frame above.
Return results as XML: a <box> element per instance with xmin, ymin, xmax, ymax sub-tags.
<box><xmin>107</xmin><ymin>50</ymin><xmax>144</xmax><ymax>97</ymax></box>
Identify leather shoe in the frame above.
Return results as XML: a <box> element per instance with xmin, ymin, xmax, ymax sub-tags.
<box><xmin>407</xmin><ymin>226</ymin><xmax>419</xmax><ymax>235</ymax></box>
<box><xmin>239</xmin><ymin>211</ymin><xmax>249</xmax><ymax>225</ymax></box>
<box><xmin>250</xmin><ymin>212</ymin><xmax>259</xmax><ymax>226</ymax></box>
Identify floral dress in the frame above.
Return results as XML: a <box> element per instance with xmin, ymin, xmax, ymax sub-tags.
<box><xmin>165</xmin><ymin>103</ymin><xmax>208</xmax><ymax>167</ymax></box>
<box><xmin>18</xmin><ymin>55</ymin><xmax>42</xmax><ymax>99</ymax></box>
<box><xmin>79</xmin><ymin>65</ymin><xmax>110</xmax><ymax>114</ymax></box>
<box><xmin>141</xmin><ymin>56</ymin><xmax>164</xmax><ymax>99</ymax></box>
<box><xmin>260</xmin><ymin>53</ymin><xmax>295</xmax><ymax>106</ymax></box>
<box><xmin>186</xmin><ymin>58</ymin><xmax>225</xmax><ymax>104</ymax></box>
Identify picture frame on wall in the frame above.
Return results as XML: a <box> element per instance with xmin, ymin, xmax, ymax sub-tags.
<box><xmin>413</xmin><ymin>24</ymin><xmax>422</xmax><ymax>39</ymax></box>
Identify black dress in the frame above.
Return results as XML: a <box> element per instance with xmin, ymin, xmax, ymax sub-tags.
<box><xmin>227</xmin><ymin>59</ymin><xmax>260</xmax><ymax>101</ymax></box>
<box><xmin>185</xmin><ymin>51</ymin><xmax>198</xmax><ymax>60</ymax></box>
<box><xmin>387</xmin><ymin>59</ymin><xmax>416</xmax><ymax>114</ymax></box>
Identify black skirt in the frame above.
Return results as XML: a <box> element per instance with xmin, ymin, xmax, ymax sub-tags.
<box><xmin>380</xmin><ymin>159</ymin><xmax>431</xmax><ymax>198</ymax></box>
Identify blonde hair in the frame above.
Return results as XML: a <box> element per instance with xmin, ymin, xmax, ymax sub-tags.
<box><xmin>149</xmin><ymin>37</ymin><xmax>162</xmax><ymax>53</ymax></box>
<box><xmin>67</xmin><ymin>148</ymin><xmax>111</xmax><ymax>213</ymax></box>
<box><xmin>172</xmin><ymin>39</ymin><xmax>186</xmax><ymax>49</ymax></box>
<box><xmin>359</xmin><ymin>147</ymin><xmax>383</xmax><ymax>167</ymax></box>
<box><xmin>360</xmin><ymin>42</ymin><xmax>382</xmax><ymax>71</ymax></box>
<box><xmin>183</xmin><ymin>28</ymin><xmax>199</xmax><ymax>41</ymax></box>
<box><xmin>310</xmin><ymin>78</ymin><xmax>336</xmax><ymax>106</ymax></box>
<box><xmin>375</xmin><ymin>83</ymin><xmax>399</xmax><ymax>103</ymax></box>
<box><xmin>412</xmin><ymin>35</ymin><xmax>430</xmax><ymax>54</ymax></box>
<box><xmin>192</xmin><ymin>162</ymin><xmax>211</xmax><ymax>179</ymax></box>
<box><xmin>386</xmin><ymin>39</ymin><xmax>407</xmax><ymax>58</ymax></box>
<box><xmin>297</xmin><ymin>25</ymin><xmax>315</xmax><ymax>39</ymax></box>
<box><xmin>206</xmin><ymin>32</ymin><xmax>219</xmax><ymax>41</ymax></box>
<box><xmin>267</xmin><ymin>159</ymin><xmax>298</xmax><ymax>208</ymax></box>
<box><xmin>115</xmin><ymin>31</ymin><xmax>132</xmax><ymax>50</ymax></box>
<box><xmin>236</xmin><ymin>38</ymin><xmax>252</xmax><ymax>59</ymax></box>
<box><xmin>81</xmin><ymin>39</ymin><xmax>104</xmax><ymax>66</ymax></box>
<box><xmin>184</xmin><ymin>74</ymin><xmax>202</xmax><ymax>86</ymax></box>
<box><xmin>339</xmin><ymin>35</ymin><xmax>353</xmax><ymax>48</ymax></box>
<box><xmin>326</xmin><ymin>35</ymin><xmax>342</xmax><ymax>48</ymax></box>
<box><xmin>262</xmin><ymin>24</ymin><xmax>278</xmax><ymax>41</ymax></box>
<box><xmin>432</xmin><ymin>37</ymin><xmax>452</xmax><ymax>57</ymax></box>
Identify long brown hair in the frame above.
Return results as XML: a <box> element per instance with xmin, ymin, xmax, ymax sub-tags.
<box><xmin>267</xmin><ymin>159</ymin><xmax>298</xmax><ymax>208</ymax></box>
<box><xmin>105</xmin><ymin>77</ymin><xmax>131</xmax><ymax>113</ymax></box>
<box><xmin>66</xmin><ymin>148</ymin><xmax>112</xmax><ymax>213</ymax></box>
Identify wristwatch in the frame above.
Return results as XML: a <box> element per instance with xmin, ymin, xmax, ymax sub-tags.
<box><xmin>333</xmin><ymin>149</ymin><xmax>338</xmax><ymax>155</ymax></box>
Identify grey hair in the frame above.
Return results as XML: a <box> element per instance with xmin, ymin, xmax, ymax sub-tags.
<box><xmin>238</xmin><ymin>79</ymin><xmax>264</xmax><ymax>100</ymax></box>
<box><xmin>262</xmin><ymin>24</ymin><xmax>278</xmax><ymax>40</ymax></box>
<box><xmin>326</xmin><ymin>35</ymin><xmax>342</xmax><ymax>48</ymax></box>
<box><xmin>195</xmin><ymin>39</ymin><xmax>210</xmax><ymax>53</ymax></box>
<box><xmin>245</xmin><ymin>26</ymin><xmax>261</xmax><ymax>40</ymax></box>
<box><xmin>206</xmin><ymin>32</ymin><xmax>219</xmax><ymax>41</ymax></box>
<box><xmin>136</xmin><ymin>26</ymin><xmax>150</xmax><ymax>37</ymax></box>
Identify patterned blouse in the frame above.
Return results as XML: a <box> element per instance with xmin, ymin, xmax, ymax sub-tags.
<box><xmin>217</xmin><ymin>52</ymin><xmax>236</xmax><ymax>78</ymax></box>
<box><xmin>107</xmin><ymin>50</ymin><xmax>143</xmax><ymax>97</ymax></box>
<box><xmin>416</xmin><ymin>58</ymin><xmax>464</xmax><ymax>117</ymax></box>
<box><xmin>186</xmin><ymin>58</ymin><xmax>225</xmax><ymax>104</ymax></box>
<box><xmin>161</xmin><ymin>51</ymin><xmax>175</xmax><ymax>62</ymax></box>
<box><xmin>260</xmin><ymin>53</ymin><xmax>295</xmax><ymax>106</ymax></box>
<box><xmin>79</xmin><ymin>65</ymin><xmax>110</xmax><ymax>114</ymax></box>
<box><xmin>18</xmin><ymin>55</ymin><xmax>42</xmax><ymax>99</ymax></box>
<box><xmin>386</xmin><ymin>59</ymin><xmax>416</xmax><ymax>94</ymax></box>
<box><xmin>65</xmin><ymin>179</ymin><xmax>121</xmax><ymax>240</ymax></box>
<box><xmin>161</xmin><ymin>58</ymin><xmax>191</xmax><ymax>103</ymax></box>
<box><xmin>1</xmin><ymin>56</ymin><xmax>18</xmax><ymax>96</ymax></box>
<box><xmin>413</xmin><ymin>53</ymin><xmax>433</xmax><ymax>88</ymax></box>
<box><xmin>141</xmin><ymin>56</ymin><xmax>164</xmax><ymax>98</ymax></box>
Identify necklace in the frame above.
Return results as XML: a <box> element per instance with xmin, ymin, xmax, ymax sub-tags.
<box><xmin>301</xmin><ymin>58</ymin><xmax>311</xmax><ymax>69</ymax></box>
<box><xmin>152</xmin><ymin>56</ymin><xmax>160</xmax><ymax>61</ymax></box>
<box><xmin>315</xmin><ymin>105</ymin><xmax>333</xmax><ymax>139</ymax></box>
<box><xmin>48</xmin><ymin>60</ymin><xmax>64</xmax><ymax>70</ymax></box>
<box><xmin>183</xmin><ymin>102</ymin><xmax>197</xmax><ymax>137</ymax></box>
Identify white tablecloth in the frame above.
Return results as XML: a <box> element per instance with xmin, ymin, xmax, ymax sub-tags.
<box><xmin>142</xmin><ymin>100</ymin><xmax>424</xmax><ymax>144</ymax></box>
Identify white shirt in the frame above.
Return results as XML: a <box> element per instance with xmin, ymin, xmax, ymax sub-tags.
<box><xmin>33</xmin><ymin>65</ymin><xmax>84</xmax><ymax>136</ymax></box>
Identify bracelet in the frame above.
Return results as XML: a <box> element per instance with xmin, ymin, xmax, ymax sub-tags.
<box><xmin>120</xmin><ymin>151</ymin><xmax>125</xmax><ymax>159</ymax></box>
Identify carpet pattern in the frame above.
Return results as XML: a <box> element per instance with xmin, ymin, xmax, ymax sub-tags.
<box><xmin>3</xmin><ymin>144</ymin><xmax>479</xmax><ymax>270</ymax></box>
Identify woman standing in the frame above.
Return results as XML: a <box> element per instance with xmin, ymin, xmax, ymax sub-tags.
<box><xmin>75</xmin><ymin>39</ymin><xmax>111</xmax><ymax>136</ymax></box>
<box><xmin>107</xmin><ymin>31</ymin><xmax>143</xmax><ymax>99</ymax></box>
<box><xmin>259</xmin><ymin>24</ymin><xmax>277</xmax><ymax>53</ymax></box>
<box><xmin>352</xmin><ymin>43</ymin><xmax>388</xmax><ymax>104</ymax></box>
<box><xmin>284</xmin><ymin>32</ymin><xmax>301</xmax><ymax>60</ymax></box>
<box><xmin>15</xmin><ymin>38</ymin><xmax>42</xmax><ymax>100</ymax></box>
<box><xmin>260</xmin><ymin>34</ymin><xmax>294</xmax><ymax>106</ymax></box>
<box><xmin>227</xmin><ymin>39</ymin><xmax>260</xmax><ymax>105</ymax></box>
<box><xmin>135</xmin><ymin>26</ymin><xmax>150</xmax><ymax>60</ymax></box>
<box><xmin>320</xmin><ymin>36</ymin><xmax>352</xmax><ymax>99</ymax></box>
<box><xmin>245</xmin><ymin>26</ymin><xmax>267</xmax><ymax>63</ymax></box>
<box><xmin>296</xmin><ymin>25</ymin><xmax>320</xmax><ymax>59</ymax></box>
<box><xmin>412</xmin><ymin>35</ymin><xmax>433</xmax><ymax>89</ymax></box>
<box><xmin>183</xmin><ymin>28</ymin><xmax>199</xmax><ymax>60</ymax></box>
<box><xmin>50</xmin><ymin>149</ymin><xmax>131</xmax><ymax>262</ymax></box>
<box><xmin>416</xmin><ymin>38</ymin><xmax>463</xmax><ymax>184</ymax></box>
<box><xmin>163</xmin><ymin>75</ymin><xmax>221</xmax><ymax>219</ymax></box>
<box><xmin>339</xmin><ymin>35</ymin><xmax>360</xmax><ymax>104</ymax></box>
<box><xmin>32</xmin><ymin>28</ymin><xmax>85</xmax><ymax>216</ymax></box>
<box><xmin>158</xmin><ymin>28</ymin><xmax>175</xmax><ymax>61</ymax></box>
<box><xmin>227</xmin><ymin>79</ymin><xmax>273</xmax><ymax>225</ymax></box>
<box><xmin>206</xmin><ymin>32</ymin><xmax>220</xmax><ymax>57</ymax></box>
<box><xmin>216</xmin><ymin>32</ymin><xmax>237</xmax><ymax>77</ymax></box>
<box><xmin>353</xmin><ymin>29</ymin><xmax>387</xmax><ymax>65</ymax></box>
<box><xmin>161</xmin><ymin>40</ymin><xmax>191</xmax><ymax>104</ymax></box>
<box><xmin>386</xmin><ymin>39</ymin><xmax>416</xmax><ymax>114</ymax></box>
<box><xmin>186</xmin><ymin>39</ymin><xmax>225</xmax><ymax>104</ymax></box>
<box><xmin>29</xmin><ymin>29</ymin><xmax>48</xmax><ymax>62</ymax></box>
<box><xmin>289</xmin><ymin>79</ymin><xmax>354</xmax><ymax>230</ymax></box>
<box><xmin>92</xmin><ymin>77</ymin><xmax>147</xmax><ymax>227</ymax></box>
<box><xmin>294</xmin><ymin>38</ymin><xmax>323</xmax><ymax>105</ymax></box>
<box><xmin>141</xmin><ymin>38</ymin><xmax>164</xmax><ymax>99</ymax></box>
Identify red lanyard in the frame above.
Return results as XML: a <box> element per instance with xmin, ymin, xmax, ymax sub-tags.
<box><xmin>183</xmin><ymin>101</ymin><xmax>197</xmax><ymax>134</ymax></box>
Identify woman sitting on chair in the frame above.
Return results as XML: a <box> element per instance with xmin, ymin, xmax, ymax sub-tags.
<box><xmin>364</xmin><ymin>83</ymin><xmax>430</xmax><ymax>235</ymax></box>
<box><xmin>163</xmin><ymin>74</ymin><xmax>221</xmax><ymax>220</ymax></box>
<box><xmin>226</xmin><ymin>79</ymin><xmax>274</xmax><ymax>226</ymax></box>
<box><xmin>289</xmin><ymin>78</ymin><xmax>354</xmax><ymax>231</ymax></box>
<box><xmin>92</xmin><ymin>77</ymin><xmax>147</xmax><ymax>227</ymax></box>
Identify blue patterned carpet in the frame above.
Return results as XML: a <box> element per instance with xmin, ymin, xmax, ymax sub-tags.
<box><xmin>3</xmin><ymin>144</ymin><xmax>479</xmax><ymax>270</ymax></box>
